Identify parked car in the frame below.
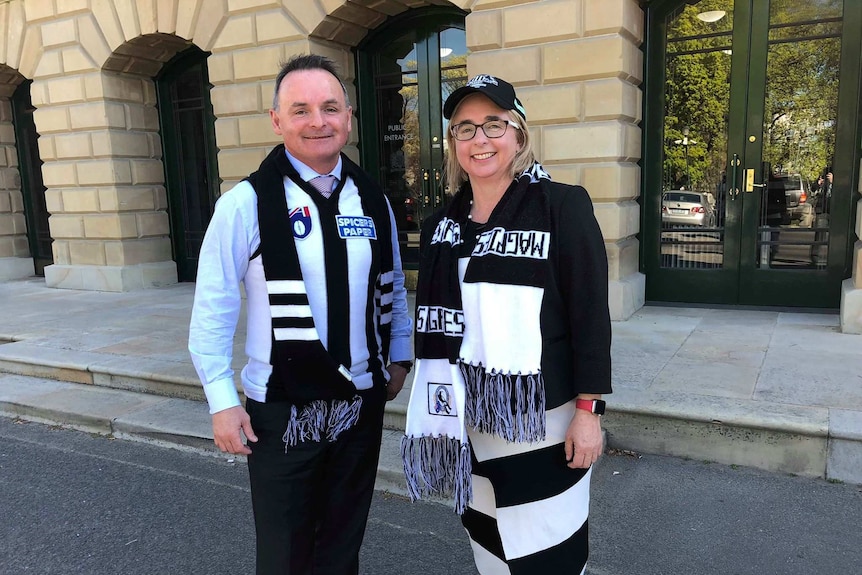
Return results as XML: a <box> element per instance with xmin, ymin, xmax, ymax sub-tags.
<box><xmin>773</xmin><ymin>173</ymin><xmax>812</xmax><ymax>225</ymax></box>
<box><xmin>661</xmin><ymin>191</ymin><xmax>716</xmax><ymax>227</ymax></box>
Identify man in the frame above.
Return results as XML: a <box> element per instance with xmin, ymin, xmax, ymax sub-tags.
<box><xmin>815</xmin><ymin>168</ymin><xmax>833</xmax><ymax>215</ymax></box>
<box><xmin>189</xmin><ymin>54</ymin><xmax>413</xmax><ymax>575</ymax></box>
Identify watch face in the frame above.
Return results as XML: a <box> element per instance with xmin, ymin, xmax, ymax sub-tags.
<box><xmin>576</xmin><ymin>398</ymin><xmax>606</xmax><ymax>415</ymax></box>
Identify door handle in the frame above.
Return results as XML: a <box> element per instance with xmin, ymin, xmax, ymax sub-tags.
<box><xmin>730</xmin><ymin>154</ymin><xmax>740</xmax><ymax>200</ymax></box>
<box><xmin>432</xmin><ymin>169</ymin><xmax>443</xmax><ymax>207</ymax></box>
<box><xmin>745</xmin><ymin>169</ymin><xmax>766</xmax><ymax>192</ymax></box>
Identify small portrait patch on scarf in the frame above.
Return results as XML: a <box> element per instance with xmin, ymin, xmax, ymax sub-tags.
<box><xmin>428</xmin><ymin>382</ymin><xmax>457</xmax><ymax>417</ymax></box>
<box><xmin>336</xmin><ymin>215</ymin><xmax>377</xmax><ymax>239</ymax></box>
<box><xmin>290</xmin><ymin>206</ymin><xmax>313</xmax><ymax>239</ymax></box>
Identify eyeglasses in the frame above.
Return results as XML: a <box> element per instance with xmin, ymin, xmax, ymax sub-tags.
<box><xmin>450</xmin><ymin>119</ymin><xmax>521</xmax><ymax>141</ymax></box>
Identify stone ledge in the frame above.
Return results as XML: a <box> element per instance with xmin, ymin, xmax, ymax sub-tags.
<box><xmin>44</xmin><ymin>261</ymin><xmax>178</xmax><ymax>291</ymax></box>
<box><xmin>609</xmin><ymin>272</ymin><xmax>645</xmax><ymax>321</ymax></box>
<box><xmin>830</xmin><ymin>408</ymin><xmax>862</xmax><ymax>441</ymax></box>
<box><xmin>0</xmin><ymin>341</ymin><xmax>120</xmax><ymax>371</ymax></box>
<box><xmin>0</xmin><ymin>358</ymin><xmax>94</xmax><ymax>385</ymax></box>
<box><xmin>827</xmin><ymin>409</ymin><xmax>862</xmax><ymax>483</ymax></box>
<box><xmin>111</xmin><ymin>395</ymin><xmax>216</xmax><ymax>454</ymax></box>
<box><xmin>0</xmin><ymin>377</ymin><xmax>169</xmax><ymax>435</ymax></box>
<box><xmin>827</xmin><ymin>438</ymin><xmax>862</xmax><ymax>484</ymax></box>
<box><xmin>605</xmin><ymin>387</ymin><xmax>830</xmax><ymax>478</ymax></box>
<box><xmin>840</xmin><ymin>278</ymin><xmax>862</xmax><ymax>334</ymax></box>
<box><xmin>383</xmin><ymin>401</ymin><xmax>406</xmax><ymax>431</ymax></box>
<box><xmin>610</xmin><ymin>387</ymin><xmax>829</xmax><ymax>435</ymax></box>
<box><xmin>0</xmin><ymin>257</ymin><xmax>35</xmax><ymax>281</ymax></box>
<box><xmin>605</xmin><ymin>410</ymin><xmax>828</xmax><ymax>478</ymax></box>
<box><xmin>89</xmin><ymin>355</ymin><xmax>200</xmax><ymax>387</ymax></box>
<box><xmin>0</xmin><ymin>342</ymin><xmax>201</xmax><ymax>396</ymax></box>
<box><xmin>91</xmin><ymin>369</ymin><xmax>207</xmax><ymax>402</ymax></box>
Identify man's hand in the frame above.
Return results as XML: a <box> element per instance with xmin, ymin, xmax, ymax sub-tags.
<box><xmin>212</xmin><ymin>405</ymin><xmax>258</xmax><ymax>455</ymax></box>
<box><xmin>385</xmin><ymin>364</ymin><xmax>408</xmax><ymax>401</ymax></box>
<box><xmin>564</xmin><ymin>407</ymin><xmax>603</xmax><ymax>469</ymax></box>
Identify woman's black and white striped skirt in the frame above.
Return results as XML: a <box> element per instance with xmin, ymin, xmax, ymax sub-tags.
<box><xmin>461</xmin><ymin>399</ymin><xmax>590</xmax><ymax>575</ymax></box>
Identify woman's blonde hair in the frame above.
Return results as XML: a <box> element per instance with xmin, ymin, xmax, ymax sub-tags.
<box><xmin>443</xmin><ymin>104</ymin><xmax>536</xmax><ymax>196</ymax></box>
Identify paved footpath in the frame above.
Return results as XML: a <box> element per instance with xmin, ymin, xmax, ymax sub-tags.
<box><xmin>1</xmin><ymin>278</ymin><xmax>861</xmax><ymax>485</ymax></box>
<box><xmin>2</xmin><ymin>417</ymin><xmax>860</xmax><ymax>575</ymax></box>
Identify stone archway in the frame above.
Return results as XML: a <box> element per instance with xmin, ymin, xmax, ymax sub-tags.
<box><xmin>205</xmin><ymin>1</ymin><xmax>475</xmax><ymax>191</ymax></box>
<box><xmin>313</xmin><ymin>0</ymin><xmax>647</xmax><ymax>320</ymax></box>
<box><xmin>299</xmin><ymin>0</ymin><xmax>473</xmax><ymax>166</ymax></box>
<box><xmin>0</xmin><ymin>0</ymin><xmax>231</xmax><ymax>291</ymax></box>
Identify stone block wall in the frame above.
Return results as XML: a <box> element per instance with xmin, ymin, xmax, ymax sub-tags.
<box><xmin>0</xmin><ymin>0</ymin><xmax>400</xmax><ymax>291</ymax></box>
<box><xmin>465</xmin><ymin>0</ymin><xmax>646</xmax><ymax>319</ymax></box>
<box><xmin>840</xmin><ymin>158</ymin><xmax>862</xmax><ymax>333</ymax></box>
<box><xmin>209</xmin><ymin>10</ymin><xmax>362</xmax><ymax>193</ymax></box>
<box><xmin>2</xmin><ymin>0</ymin><xmax>852</xmax><ymax>328</ymax></box>
<box><xmin>0</xmin><ymin>0</ymin><xmax>649</xmax><ymax>314</ymax></box>
<box><xmin>34</xmin><ymin>65</ymin><xmax>176</xmax><ymax>290</ymax></box>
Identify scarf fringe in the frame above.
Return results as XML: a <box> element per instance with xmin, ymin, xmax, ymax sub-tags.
<box><xmin>461</xmin><ymin>363</ymin><xmax>546</xmax><ymax>443</ymax></box>
<box><xmin>401</xmin><ymin>435</ymin><xmax>473</xmax><ymax>515</ymax></box>
<box><xmin>282</xmin><ymin>396</ymin><xmax>363</xmax><ymax>451</ymax></box>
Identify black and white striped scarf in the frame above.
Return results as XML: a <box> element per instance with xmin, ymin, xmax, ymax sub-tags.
<box><xmin>249</xmin><ymin>144</ymin><xmax>394</xmax><ymax>449</ymax></box>
<box><xmin>402</xmin><ymin>163</ymin><xmax>552</xmax><ymax>513</ymax></box>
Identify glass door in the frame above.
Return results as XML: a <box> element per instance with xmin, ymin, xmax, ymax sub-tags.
<box><xmin>357</xmin><ymin>8</ymin><xmax>467</xmax><ymax>268</ymax></box>
<box><xmin>643</xmin><ymin>0</ymin><xmax>860</xmax><ymax>307</ymax></box>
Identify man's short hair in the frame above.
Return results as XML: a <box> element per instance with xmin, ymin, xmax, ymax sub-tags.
<box><xmin>272</xmin><ymin>54</ymin><xmax>350</xmax><ymax>110</ymax></box>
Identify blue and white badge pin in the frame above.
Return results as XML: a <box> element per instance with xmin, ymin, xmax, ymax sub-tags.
<box><xmin>290</xmin><ymin>206</ymin><xmax>313</xmax><ymax>239</ymax></box>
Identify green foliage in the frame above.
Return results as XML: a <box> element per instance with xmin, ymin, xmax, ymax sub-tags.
<box><xmin>762</xmin><ymin>30</ymin><xmax>840</xmax><ymax>181</ymax></box>
<box><xmin>663</xmin><ymin>1</ymin><xmax>733</xmax><ymax>191</ymax></box>
<box><xmin>661</xmin><ymin>1</ymin><xmax>841</xmax><ymax>193</ymax></box>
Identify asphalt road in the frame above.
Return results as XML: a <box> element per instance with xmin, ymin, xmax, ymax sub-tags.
<box><xmin>1</xmin><ymin>417</ymin><xmax>860</xmax><ymax>575</ymax></box>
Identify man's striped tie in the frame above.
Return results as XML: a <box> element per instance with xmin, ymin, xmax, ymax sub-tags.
<box><xmin>309</xmin><ymin>175</ymin><xmax>337</xmax><ymax>198</ymax></box>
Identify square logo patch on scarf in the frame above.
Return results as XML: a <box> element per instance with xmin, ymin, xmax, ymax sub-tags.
<box><xmin>427</xmin><ymin>383</ymin><xmax>457</xmax><ymax>417</ymax></box>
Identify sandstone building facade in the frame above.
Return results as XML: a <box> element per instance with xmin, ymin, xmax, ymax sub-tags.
<box><xmin>0</xmin><ymin>0</ymin><xmax>859</xmax><ymax>331</ymax></box>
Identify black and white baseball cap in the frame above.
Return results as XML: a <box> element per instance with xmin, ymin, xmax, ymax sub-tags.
<box><xmin>443</xmin><ymin>74</ymin><xmax>527</xmax><ymax>120</ymax></box>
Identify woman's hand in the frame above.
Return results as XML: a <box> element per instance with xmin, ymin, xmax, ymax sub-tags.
<box><xmin>564</xmin><ymin>407</ymin><xmax>603</xmax><ymax>469</ymax></box>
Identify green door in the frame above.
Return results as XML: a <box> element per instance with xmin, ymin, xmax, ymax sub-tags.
<box><xmin>11</xmin><ymin>80</ymin><xmax>52</xmax><ymax>275</ymax></box>
<box><xmin>357</xmin><ymin>7</ymin><xmax>467</xmax><ymax>268</ymax></box>
<box><xmin>643</xmin><ymin>0</ymin><xmax>861</xmax><ymax>307</ymax></box>
<box><xmin>155</xmin><ymin>47</ymin><xmax>220</xmax><ymax>282</ymax></box>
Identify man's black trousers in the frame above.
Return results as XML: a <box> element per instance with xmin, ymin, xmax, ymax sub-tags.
<box><xmin>246</xmin><ymin>384</ymin><xmax>386</xmax><ymax>575</ymax></box>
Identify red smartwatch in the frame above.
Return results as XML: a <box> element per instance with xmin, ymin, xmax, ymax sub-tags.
<box><xmin>575</xmin><ymin>399</ymin><xmax>606</xmax><ymax>415</ymax></box>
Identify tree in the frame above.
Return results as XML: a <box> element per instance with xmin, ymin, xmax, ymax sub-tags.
<box><xmin>660</xmin><ymin>0</ymin><xmax>841</xmax><ymax>196</ymax></box>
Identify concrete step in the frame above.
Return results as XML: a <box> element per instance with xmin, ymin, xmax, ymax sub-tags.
<box><xmin>0</xmin><ymin>340</ymin><xmax>412</xmax><ymax>430</ymax></box>
<box><xmin>1</xmin><ymin>348</ymin><xmax>859</xmax><ymax>486</ymax></box>
<box><xmin>0</xmin><ymin>373</ymin><xmax>215</xmax><ymax>451</ymax></box>
<box><xmin>0</xmin><ymin>373</ymin><xmax>418</xmax><ymax>497</ymax></box>
<box><xmin>0</xmin><ymin>340</ymin><xmax>205</xmax><ymax>399</ymax></box>
<box><xmin>603</xmin><ymin>389</ymin><xmax>832</xmax><ymax>477</ymax></box>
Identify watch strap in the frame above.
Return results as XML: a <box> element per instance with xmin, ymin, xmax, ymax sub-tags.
<box><xmin>575</xmin><ymin>398</ymin><xmax>606</xmax><ymax>415</ymax></box>
<box><xmin>391</xmin><ymin>360</ymin><xmax>413</xmax><ymax>374</ymax></box>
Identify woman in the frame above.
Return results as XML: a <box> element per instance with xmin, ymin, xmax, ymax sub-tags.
<box><xmin>402</xmin><ymin>75</ymin><xmax>612</xmax><ymax>574</ymax></box>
